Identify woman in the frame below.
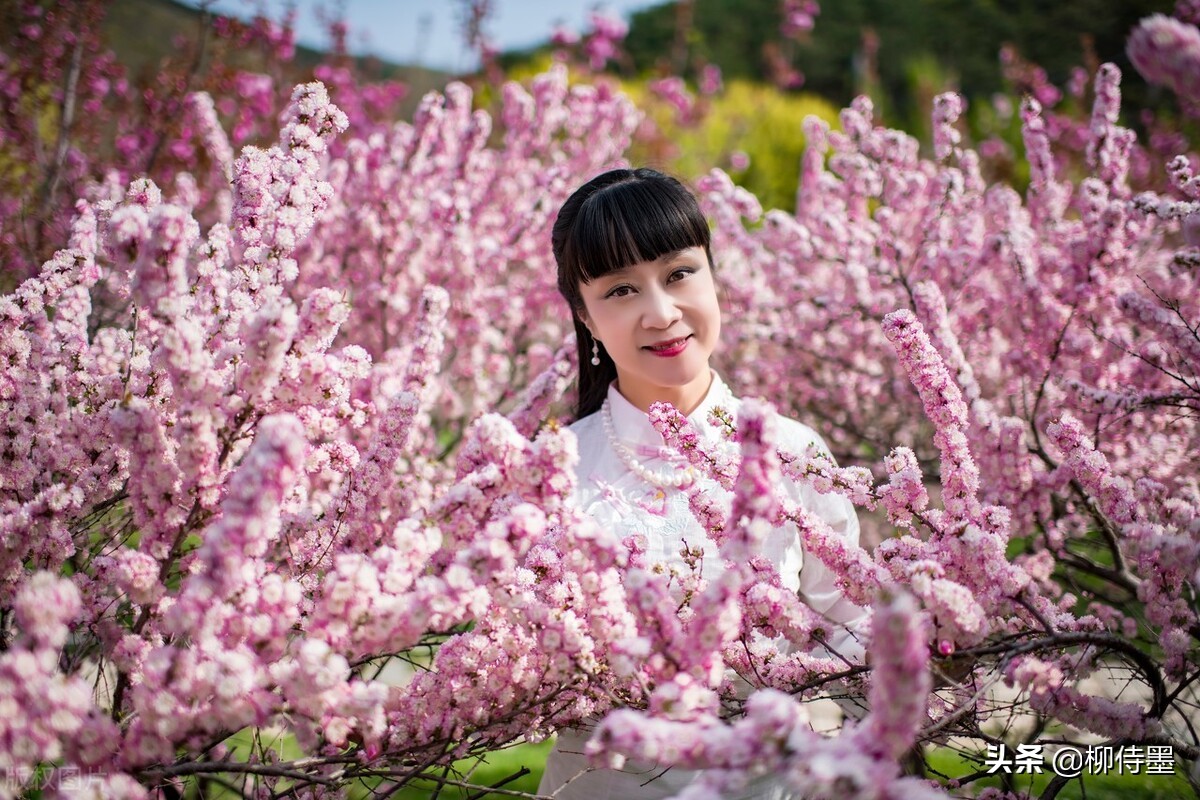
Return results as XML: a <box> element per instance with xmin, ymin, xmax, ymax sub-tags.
<box><xmin>539</xmin><ymin>167</ymin><xmax>867</xmax><ymax>799</ymax></box>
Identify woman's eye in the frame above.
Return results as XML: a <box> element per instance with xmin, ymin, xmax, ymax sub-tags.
<box><xmin>668</xmin><ymin>268</ymin><xmax>695</xmax><ymax>282</ymax></box>
<box><xmin>606</xmin><ymin>285</ymin><xmax>633</xmax><ymax>298</ymax></box>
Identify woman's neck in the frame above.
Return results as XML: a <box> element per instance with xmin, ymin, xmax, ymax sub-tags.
<box><xmin>613</xmin><ymin>370</ymin><xmax>714</xmax><ymax>416</ymax></box>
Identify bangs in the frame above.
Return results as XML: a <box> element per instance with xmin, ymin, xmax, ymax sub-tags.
<box><xmin>565</xmin><ymin>178</ymin><xmax>711</xmax><ymax>284</ymax></box>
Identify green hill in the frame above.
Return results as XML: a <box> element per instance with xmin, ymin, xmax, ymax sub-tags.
<box><xmin>101</xmin><ymin>0</ymin><xmax>453</xmax><ymax>117</ymax></box>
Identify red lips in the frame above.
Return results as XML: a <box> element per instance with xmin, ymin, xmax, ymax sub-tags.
<box><xmin>644</xmin><ymin>335</ymin><xmax>692</xmax><ymax>356</ymax></box>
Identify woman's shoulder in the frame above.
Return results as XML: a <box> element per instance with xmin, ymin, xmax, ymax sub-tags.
<box><xmin>566</xmin><ymin>410</ymin><xmax>603</xmax><ymax>440</ymax></box>
<box><xmin>710</xmin><ymin>388</ymin><xmax>835</xmax><ymax>460</ymax></box>
<box><xmin>727</xmin><ymin>394</ymin><xmax>832</xmax><ymax>460</ymax></box>
<box><xmin>565</xmin><ymin>411</ymin><xmax>606</xmax><ymax>473</ymax></box>
<box><xmin>771</xmin><ymin>413</ymin><xmax>829</xmax><ymax>452</ymax></box>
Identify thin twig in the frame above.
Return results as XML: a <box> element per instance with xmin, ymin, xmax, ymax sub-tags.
<box><xmin>38</xmin><ymin>35</ymin><xmax>83</xmax><ymax>217</ymax></box>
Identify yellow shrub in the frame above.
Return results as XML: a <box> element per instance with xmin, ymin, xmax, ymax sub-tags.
<box><xmin>624</xmin><ymin>78</ymin><xmax>841</xmax><ymax>213</ymax></box>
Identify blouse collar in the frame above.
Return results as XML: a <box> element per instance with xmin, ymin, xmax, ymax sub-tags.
<box><xmin>605</xmin><ymin>371</ymin><xmax>733</xmax><ymax>450</ymax></box>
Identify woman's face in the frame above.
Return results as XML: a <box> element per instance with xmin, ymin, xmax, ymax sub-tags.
<box><xmin>576</xmin><ymin>245</ymin><xmax>721</xmax><ymax>414</ymax></box>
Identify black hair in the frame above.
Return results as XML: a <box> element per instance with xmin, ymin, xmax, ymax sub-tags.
<box><xmin>552</xmin><ymin>167</ymin><xmax>713</xmax><ymax>418</ymax></box>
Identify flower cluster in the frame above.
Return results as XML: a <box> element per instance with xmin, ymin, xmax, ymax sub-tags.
<box><xmin>0</xmin><ymin>63</ymin><xmax>647</xmax><ymax>795</ymax></box>
<box><xmin>584</xmin><ymin>12</ymin><xmax>630</xmax><ymax>71</ymax></box>
<box><xmin>0</xmin><ymin>1</ymin><xmax>406</xmax><ymax>287</ymax></box>
<box><xmin>1128</xmin><ymin>13</ymin><xmax>1200</xmax><ymax>112</ymax></box>
<box><xmin>0</xmin><ymin>575</ymin><xmax>93</xmax><ymax>792</ymax></box>
<box><xmin>589</xmin><ymin>592</ymin><xmax>939</xmax><ymax>800</ymax></box>
<box><xmin>781</xmin><ymin>0</ymin><xmax>820</xmax><ymax>39</ymax></box>
<box><xmin>694</xmin><ymin>55</ymin><xmax>1199</xmax><ymax>774</ymax></box>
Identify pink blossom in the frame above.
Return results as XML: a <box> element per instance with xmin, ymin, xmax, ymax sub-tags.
<box><xmin>649</xmin><ymin>76</ymin><xmax>697</xmax><ymax>124</ymax></box>
<box><xmin>1087</xmin><ymin>64</ymin><xmax>1132</xmax><ymax>189</ymax></box>
<box><xmin>856</xmin><ymin>590</ymin><xmax>931</xmax><ymax>761</ymax></box>
<box><xmin>1178</xmin><ymin>0</ymin><xmax>1200</xmax><ymax>24</ymax></box>
<box><xmin>905</xmin><ymin>563</ymin><xmax>990</xmax><ymax>647</ymax></box>
<box><xmin>699</xmin><ymin>64</ymin><xmax>724</xmax><ymax>96</ymax></box>
<box><xmin>1</xmin><ymin>40</ymin><xmax>1198</xmax><ymax>794</ymax></box>
<box><xmin>583</xmin><ymin>12</ymin><xmax>628</xmax><ymax>71</ymax></box>
<box><xmin>0</xmin><ymin>574</ymin><xmax>94</xmax><ymax>787</ymax></box>
<box><xmin>1046</xmin><ymin>413</ymin><xmax>1139</xmax><ymax>525</ymax></box>
<box><xmin>1007</xmin><ymin>656</ymin><xmax>1159</xmax><ymax>740</ymax></box>
<box><xmin>550</xmin><ymin>25</ymin><xmax>579</xmax><ymax>47</ymax></box>
<box><xmin>879</xmin><ymin>446</ymin><xmax>929</xmax><ymax>526</ymax></box>
<box><xmin>1116</xmin><ymin>289</ymin><xmax>1200</xmax><ymax>367</ymax></box>
<box><xmin>781</xmin><ymin>0</ymin><xmax>820</xmax><ymax>38</ymax></box>
<box><xmin>932</xmin><ymin>93</ymin><xmax>964</xmax><ymax>161</ymax></box>
<box><xmin>1183</xmin><ymin>211</ymin><xmax>1200</xmax><ymax>245</ymax></box>
<box><xmin>110</xmin><ymin>549</ymin><xmax>164</xmax><ymax>605</ymax></box>
<box><xmin>506</xmin><ymin>337</ymin><xmax>576</xmax><ymax>438</ymax></box>
<box><xmin>881</xmin><ymin>309</ymin><xmax>980</xmax><ymax>523</ymax></box>
<box><xmin>14</xmin><ymin>572</ymin><xmax>81</xmax><ymax>649</ymax></box>
<box><xmin>1128</xmin><ymin>14</ymin><xmax>1200</xmax><ymax>106</ymax></box>
<box><xmin>185</xmin><ymin>91</ymin><xmax>234</xmax><ymax>181</ymax></box>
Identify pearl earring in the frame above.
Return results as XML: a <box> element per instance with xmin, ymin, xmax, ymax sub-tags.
<box><xmin>591</xmin><ymin>339</ymin><xmax>601</xmax><ymax>366</ymax></box>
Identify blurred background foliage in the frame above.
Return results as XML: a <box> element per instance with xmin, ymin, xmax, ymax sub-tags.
<box><xmin>507</xmin><ymin>48</ymin><xmax>842</xmax><ymax>213</ymax></box>
<box><xmin>498</xmin><ymin>0</ymin><xmax>1188</xmax><ymax>208</ymax></box>
<box><xmin>17</xmin><ymin>0</ymin><xmax>1197</xmax><ymax>220</ymax></box>
<box><xmin>579</xmin><ymin>0</ymin><xmax>1174</xmax><ymax>122</ymax></box>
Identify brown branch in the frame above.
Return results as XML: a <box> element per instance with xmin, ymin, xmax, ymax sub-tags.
<box><xmin>1038</xmin><ymin>773</ymin><xmax>1073</xmax><ymax>800</ymax></box>
<box><xmin>466</xmin><ymin>767</ymin><xmax>533</xmax><ymax>800</ymax></box>
<box><xmin>142</xmin><ymin>758</ymin><xmax>347</xmax><ymax>785</ymax></box>
<box><xmin>921</xmin><ymin>673</ymin><xmax>1002</xmax><ymax>739</ymax></box>
<box><xmin>957</xmin><ymin>631</ymin><xmax>1169</xmax><ymax>718</ymax></box>
<box><xmin>38</xmin><ymin>35</ymin><xmax>83</xmax><ymax>218</ymax></box>
<box><xmin>1012</xmin><ymin>589</ymin><xmax>1055</xmax><ymax>634</ymax></box>
<box><xmin>1053</xmin><ymin>547</ymin><xmax>1138</xmax><ymax>596</ymax></box>
<box><xmin>144</xmin><ymin>6</ymin><xmax>212</xmax><ymax>176</ymax></box>
<box><xmin>369</xmin><ymin>768</ymin><xmax>545</xmax><ymax>799</ymax></box>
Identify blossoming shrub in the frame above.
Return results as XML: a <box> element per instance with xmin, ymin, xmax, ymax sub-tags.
<box><xmin>0</xmin><ymin>68</ymin><xmax>637</xmax><ymax>797</ymax></box>
<box><xmin>0</xmin><ymin>0</ymin><xmax>407</xmax><ymax>290</ymax></box>
<box><xmin>695</xmin><ymin>59</ymin><xmax>1199</xmax><ymax>791</ymax></box>
<box><xmin>1</xmin><ymin>27</ymin><xmax>1199</xmax><ymax>800</ymax></box>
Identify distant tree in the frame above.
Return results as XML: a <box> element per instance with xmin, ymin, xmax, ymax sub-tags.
<box><xmin>623</xmin><ymin>0</ymin><xmax>784</xmax><ymax>81</ymax></box>
<box><xmin>613</xmin><ymin>0</ymin><xmax>1177</xmax><ymax>123</ymax></box>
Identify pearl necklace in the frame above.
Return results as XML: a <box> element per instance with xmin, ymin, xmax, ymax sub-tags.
<box><xmin>601</xmin><ymin>398</ymin><xmax>697</xmax><ymax>489</ymax></box>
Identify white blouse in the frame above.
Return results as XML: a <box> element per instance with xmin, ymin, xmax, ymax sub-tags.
<box><xmin>539</xmin><ymin>373</ymin><xmax>868</xmax><ymax>800</ymax></box>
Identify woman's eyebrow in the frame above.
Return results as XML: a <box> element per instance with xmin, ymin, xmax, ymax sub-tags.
<box><xmin>658</xmin><ymin>249</ymin><xmax>688</xmax><ymax>262</ymax></box>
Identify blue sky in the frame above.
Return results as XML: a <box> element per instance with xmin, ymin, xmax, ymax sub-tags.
<box><xmin>186</xmin><ymin>0</ymin><xmax>666</xmax><ymax>73</ymax></box>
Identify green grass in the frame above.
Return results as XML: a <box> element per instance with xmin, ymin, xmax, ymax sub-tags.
<box><xmin>366</xmin><ymin>740</ymin><xmax>554</xmax><ymax>800</ymax></box>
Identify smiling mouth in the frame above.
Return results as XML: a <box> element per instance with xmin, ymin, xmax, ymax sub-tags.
<box><xmin>643</xmin><ymin>335</ymin><xmax>692</xmax><ymax>352</ymax></box>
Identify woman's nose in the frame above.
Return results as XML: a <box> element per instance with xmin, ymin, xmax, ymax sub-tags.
<box><xmin>641</xmin><ymin>286</ymin><xmax>682</xmax><ymax>328</ymax></box>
